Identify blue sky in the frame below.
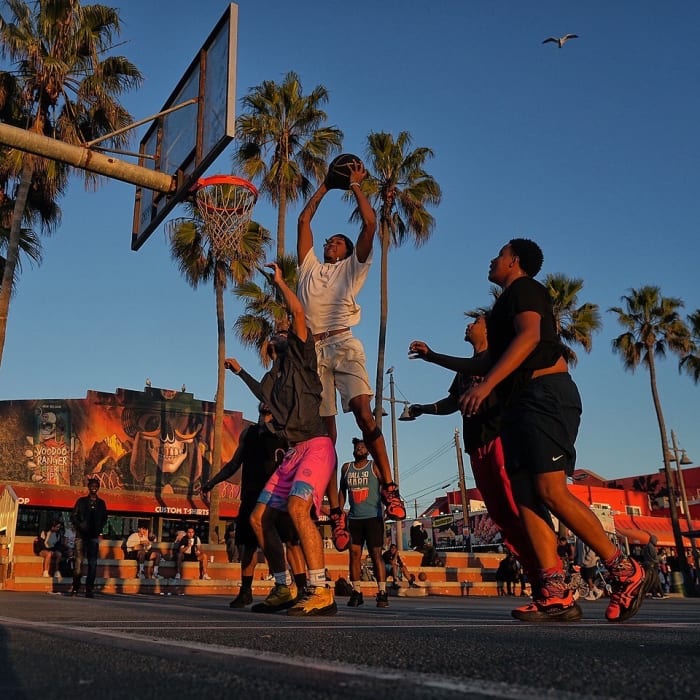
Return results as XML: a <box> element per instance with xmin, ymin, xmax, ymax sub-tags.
<box><xmin>2</xmin><ymin>1</ymin><xmax>699</xmax><ymax>515</ymax></box>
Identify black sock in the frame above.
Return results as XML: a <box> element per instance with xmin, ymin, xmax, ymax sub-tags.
<box><xmin>294</xmin><ymin>572</ymin><xmax>307</xmax><ymax>590</ymax></box>
<box><xmin>241</xmin><ymin>575</ymin><xmax>253</xmax><ymax>591</ymax></box>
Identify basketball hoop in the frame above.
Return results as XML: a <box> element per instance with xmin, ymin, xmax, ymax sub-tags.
<box><xmin>193</xmin><ymin>175</ymin><xmax>259</xmax><ymax>259</ymax></box>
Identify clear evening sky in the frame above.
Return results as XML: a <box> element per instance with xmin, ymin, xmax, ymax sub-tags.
<box><xmin>2</xmin><ymin>1</ymin><xmax>698</xmax><ymax>514</ymax></box>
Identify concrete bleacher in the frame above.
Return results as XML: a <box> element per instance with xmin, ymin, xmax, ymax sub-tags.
<box><xmin>3</xmin><ymin>536</ymin><xmax>505</xmax><ymax>597</ymax></box>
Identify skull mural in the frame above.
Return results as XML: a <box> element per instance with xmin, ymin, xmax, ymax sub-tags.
<box><xmin>119</xmin><ymin>388</ymin><xmax>211</xmax><ymax>494</ymax></box>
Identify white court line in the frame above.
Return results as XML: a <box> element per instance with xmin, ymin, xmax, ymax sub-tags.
<box><xmin>0</xmin><ymin>615</ymin><xmax>600</xmax><ymax>700</ymax></box>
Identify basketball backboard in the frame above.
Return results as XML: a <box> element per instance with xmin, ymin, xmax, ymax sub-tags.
<box><xmin>131</xmin><ymin>3</ymin><xmax>238</xmax><ymax>251</ymax></box>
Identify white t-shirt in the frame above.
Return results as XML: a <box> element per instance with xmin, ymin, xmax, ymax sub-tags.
<box><xmin>297</xmin><ymin>248</ymin><xmax>372</xmax><ymax>334</ymax></box>
<box><xmin>126</xmin><ymin>531</ymin><xmax>151</xmax><ymax>552</ymax></box>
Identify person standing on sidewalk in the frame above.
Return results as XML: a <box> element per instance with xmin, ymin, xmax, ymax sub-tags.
<box><xmin>70</xmin><ymin>477</ymin><xmax>107</xmax><ymax>598</ymax></box>
<box><xmin>339</xmin><ymin>438</ymin><xmax>389</xmax><ymax>608</ymax></box>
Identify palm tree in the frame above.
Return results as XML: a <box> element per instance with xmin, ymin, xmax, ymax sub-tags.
<box><xmin>168</xmin><ymin>206</ymin><xmax>270</xmax><ymax>540</ymax></box>
<box><xmin>544</xmin><ymin>273</ymin><xmax>602</xmax><ymax>366</ymax></box>
<box><xmin>679</xmin><ymin>310</ymin><xmax>700</xmax><ymax>384</ymax></box>
<box><xmin>0</xmin><ymin>0</ymin><xmax>142</xmax><ymax>367</ymax></box>
<box><xmin>609</xmin><ymin>285</ymin><xmax>694</xmax><ymax>593</ymax></box>
<box><xmin>356</xmin><ymin>131</ymin><xmax>441</xmax><ymax>426</ymax></box>
<box><xmin>232</xmin><ymin>254</ymin><xmax>298</xmax><ymax>366</ymax></box>
<box><xmin>233</xmin><ymin>71</ymin><xmax>343</xmax><ymax>260</ymax></box>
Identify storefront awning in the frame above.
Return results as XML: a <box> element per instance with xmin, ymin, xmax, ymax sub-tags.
<box><xmin>7</xmin><ymin>482</ymin><xmax>240</xmax><ymax>519</ymax></box>
<box><xmin>613</xmin><ymin>514</ymin><xmax>700</xmax><ymax>548</ymax></box>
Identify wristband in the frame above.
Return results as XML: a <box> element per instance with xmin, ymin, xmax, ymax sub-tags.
<box><xmin>350</xmin><ymin>182</ymin><xmax>361</xmax><ymax>189</ymax></box>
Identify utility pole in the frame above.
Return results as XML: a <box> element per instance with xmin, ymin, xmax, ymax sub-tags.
<box><xmin>454</xmin><ymin>428</ymin><xmax>472</xmax><ymax>553</ymax></box>
<box><xmin>388</xmin><ymin>369</ymin><xmax>403</xmax><ymax>550</ymax></box>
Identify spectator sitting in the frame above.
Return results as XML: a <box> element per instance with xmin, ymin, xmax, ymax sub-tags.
<box><xmin>125</xmin><ymin>523</ymin><xmax>162</xmax><ymax>579</ymax></box>
<box><xmin>382</xmin><ymin>544</ymin><xmax>417</xmax><ymax>588</ymax></box>
<box><xmin>36</xmin><ymin>519</ymin><xmax>64</xmax><ymax>579</ymax></box>
<box><xmin>175</xmin><ymin>526</ymin><xmax>211</xmax><ymax>580</ymax></box>
<box><xmin>420</xmin><ymin>542</ymin><xmax>444</xmax><ymax>567</ymax></box>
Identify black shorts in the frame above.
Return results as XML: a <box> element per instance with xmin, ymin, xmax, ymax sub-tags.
<box><xmin>348</xmin><ymin>516</ymin><xmax>384</xmax><ymax>550</ymax></box>
<box><xmin>501</xmin><ymin>373</ymin><xmax>581</xmax><ymax>478</ymax></box>
<box><xmin>181</xmin><ymin>551</ymin><xmax>200</xmax><ymax>562</ymax></box>
<box><xmin>580</xmin><ymin>565</ymin><xmax>597</xmax><ymax>581</ymax></box>
<box><xmin>235</xmin><ymin>502</ymin><xmax>299</xmax><ymax>549</ymax></box>
<box><xmin>125</xmin><ymin>551</ymin><xmax>139</xmax><ymax>561</ymax></box>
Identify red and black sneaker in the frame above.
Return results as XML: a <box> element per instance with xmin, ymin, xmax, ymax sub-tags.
<box><xmin>605</xmin><ymin>557</ymin><xmax>648</xmax><ymax>622</ymax></box>
<box><xmin>512</xmin><ymin>572</ymin><xmax>582</xmax><ymax>622</ymax></box>
<box><xmin>380</xmin><ymin>483</ymin><xmax>406</xmax><ymax>520</ymax></box>
<box><xmin>330</xmin><ymin>510</ymin><xmax>350</xmax><ymax>552</ymax></box>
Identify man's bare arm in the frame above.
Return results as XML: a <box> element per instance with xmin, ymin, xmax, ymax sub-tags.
<box><xmin>297</xmin><ymin>184</ymin><xmax>328</xmax><ymax>264</ymax></box>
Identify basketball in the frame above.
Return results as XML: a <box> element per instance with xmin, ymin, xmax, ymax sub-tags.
<box><xmin>418</xmin><ymin>572</ymin><xmax>427</xmax><ymax>582</ymax></box>
<box><xmin>325</xmin><ymin>153</ymin><xmax>363</xmax><ymax>190</ymax></box>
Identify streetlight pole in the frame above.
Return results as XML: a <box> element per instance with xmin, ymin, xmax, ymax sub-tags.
<box><xmin>669</xmin><ymin>431</ymin><xmax>699</xmax><ymax>575</ymax></box>
<box><xmin>454</xmin><ymin>428</ymin><xmax>472</xmax><ymax>553</ymax></box>
<box><xmin>661</xmin><ymin>433</ymin><xmax>695</xmax><ymax>596</ymax></box>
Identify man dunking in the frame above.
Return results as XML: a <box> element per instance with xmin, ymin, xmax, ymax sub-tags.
<box><xmin>297</xmin><ymin>159</ymin><xmax>406</xmax><ymax>536</ymax></box>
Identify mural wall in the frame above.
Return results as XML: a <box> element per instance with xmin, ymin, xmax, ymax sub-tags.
<box><xmin>0</xmin><ymin>386</ymin><xmax>247</xmax><ymax>502</ymax></box>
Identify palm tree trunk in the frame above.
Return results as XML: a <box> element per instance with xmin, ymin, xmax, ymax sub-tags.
<box><xmin>208</xmin><ymin>267</ymin><xmax>226</xmax><ymax>543</ymax></box>
<box><xmin>0</xmin><ymin>158</ymin><xmax>33</xmax><ymax>368</ymax></box>
<box><xmin>276</xmin><ymin>188</ymin><xmax>287</xmax><ymax>261</ymax></box>
<box><xmin>373</xmin><ymin>219</ymin><xmax>390</xmax><ymax>429</ymax></box>
<box><xmin>647</xmin><ymin>352</ymin><xmax>695</xmax><ymax>595</ymax></box>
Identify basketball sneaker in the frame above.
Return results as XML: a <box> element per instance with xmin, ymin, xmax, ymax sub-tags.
<box><xmin>287</xmin><ymin>585</ymin><xmax>337</xmax><ymax>616</ymax></box>
<box><xmin>347</xmin><ymin>589</ymin><xmax>364</xmax><ymax>607</ymax></box>
<box><xmin>376</xmin><ymin>590</ymin><xmax>389</xmax><ymax>608</ymax></box>
<box><xmin>380</xmin><ymin>483</ymin><xmax>406</xmax><ymax>520</ymax></box>
<box><xmin>229</xmin><ymin>588</ymin><xmax>253</xmax><ymax>608</ymax></box>
<box><xmin>605</xmin><ymin>556</ymin><xmax>647</xmax><ymax>622</ymax></box>
<box><xmin>512</xmin><ymin>572</ymin><xmax>583</xmax><ymax>622</ymax></box>
<box><xmin>330</xmin><ymin>511</ymin><xmax>350</xmax><ymax>552</ymax></box>
<box><xmin>251</xmin><ymin>583</ymin><xmax>296</xmax><ymax>613</ymax></box>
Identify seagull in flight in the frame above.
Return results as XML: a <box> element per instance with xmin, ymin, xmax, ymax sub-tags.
<box><xmin>542</xmin><ymin>33</ymin><xmax>578</xmax><ymax>48</ymax></box>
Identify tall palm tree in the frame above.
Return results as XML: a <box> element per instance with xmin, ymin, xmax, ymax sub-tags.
<box><xmin>232</xmin><ymin>253</ymin><xmax>298</xmax><ymax>367</ymax></box>
<box><xmin>679</xmin><ymin>310</ymin><xmax>700</xmax><ymax>384</ymax></box>
<box><xmin>169</xmin><ymin>206</ymin><xmax>270</xmax><ymax>540</ymax></box>
<box><xmin>233</xmin><ymin>71</ymin><xmax>343</xmax><ymax>260</ymax></box>
<box><xmin>609</xmin><ymin>285</ymin><xmax>694</xmax><ymax>592</ymax></box>
<box><xmin>544</xmin><ymin>273</ymin><xmax>602</xmax><ymax>367</ymax></box>
<box><xmin>0</xmin><ymin>0</ymin><xmax>142</xmax><ymax>367</ymax></box>
<box><xmin>356</xmin><ymin>131</ymin><xmax>441</xmax><ymax>426</ymax></box>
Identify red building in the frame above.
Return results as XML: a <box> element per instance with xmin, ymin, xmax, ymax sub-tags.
<box><xmin>0</xmin><ymin>385</ymin><xmax>250</xmax><ymax>541</ymax></box>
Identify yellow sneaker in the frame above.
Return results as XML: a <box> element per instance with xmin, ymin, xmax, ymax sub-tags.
<box><xmin>251</xmin><ymin>584</ymin><xmax>296</xmax><ymax>613</ymax></box>
<box><xmin>287</xmin><ymin>585</ymin><xmax>337</xmax><ymax>617</ymax></box>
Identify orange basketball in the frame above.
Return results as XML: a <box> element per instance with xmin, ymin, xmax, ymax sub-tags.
<box><xmin>418</xmin><ymin>572</ymin><xmax>427</xmax><ymax>582</ymax></box>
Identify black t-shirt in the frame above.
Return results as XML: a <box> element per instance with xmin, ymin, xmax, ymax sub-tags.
<box><xmin>448</xmin><ymin>350</ymin><xmax>501</xmax><ymax>454</ymax></box>
<box><xmin>487</xmin><ymin>276</ymin><xmax>563</xmax><ymax>404</ymax></box>
<box><xmin>258</xmin><ymin>329</ymin><xmax>326</xmax><ymax>444</ymax></box>
<box><xmin>237</xmin><ymin>424</ymin><xmax>288</xmax><ymax>506</ymax></box>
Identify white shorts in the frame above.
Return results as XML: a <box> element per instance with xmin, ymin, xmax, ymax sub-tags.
<box><xmin>315</xmin><ymin>333</ymin><xmax>373</xmax><ymax>416</ymax></box>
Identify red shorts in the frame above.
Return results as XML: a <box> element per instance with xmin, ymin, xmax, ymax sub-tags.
<box><xmin>258</xmin><ymin>436</ymin><xmax>336</xmax><ymax>518</ymax></box>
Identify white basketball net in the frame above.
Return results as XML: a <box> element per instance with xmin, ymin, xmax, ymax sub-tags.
<box><xmin>194</xmin><ymin>177</ymin><xmax>258</xmax><ymax>259</ymax></box>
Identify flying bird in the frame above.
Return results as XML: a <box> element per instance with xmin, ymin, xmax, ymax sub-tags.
<box><xmin>542</xmin><ymin>33</ymin><xmax>578</xmax><ymax>48</ymax></box>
